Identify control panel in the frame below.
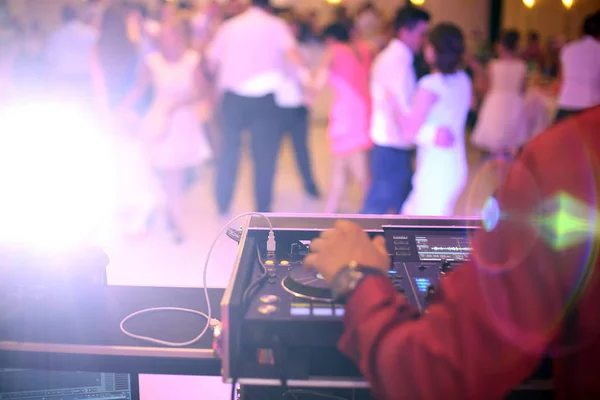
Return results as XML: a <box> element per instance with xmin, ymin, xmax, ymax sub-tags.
<box><xmin>223</xmin><ymin>221</ymin><xmax>478</xmax><ymax>382</ymax></box>
<box><xmin>384</xmin><ymin>227</ymin><xmax>474</xmax><ymax>312</ymax></box>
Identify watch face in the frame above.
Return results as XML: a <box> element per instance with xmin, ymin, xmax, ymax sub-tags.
<box><xmin>349</xmin><ymin>270</ymin><xmax>364</xmax><ymax>281</ymax></box>
<box><xmin>332</xmin><ymin>269</ymin><xmax>365</xmax><ymax>301</ymax></box>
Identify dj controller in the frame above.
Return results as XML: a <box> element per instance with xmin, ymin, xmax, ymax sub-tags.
<box><xmin>218</xmin><ymin>218</ymin><xmax>478</xmax><ymax>386</ymax></box>
<box><xmin>218</xmin><ymin>216</ymin><xmax>552</xmax><ymax>399</ymax></box>
<box><xmin>245</xmin><ymin>226</ymin><xmax>472</xmax><ymax>345</ymax></box>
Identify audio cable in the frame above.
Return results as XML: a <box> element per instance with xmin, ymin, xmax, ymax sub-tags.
<box><xmin>119</xmin><ymin>212</ymin><xmax>275</xmax><ymax>347</ymax></box>
<box><xmin>241</xmin><ymin>245</ymin><xmax>269</xmax><ymax>306</ymax></box>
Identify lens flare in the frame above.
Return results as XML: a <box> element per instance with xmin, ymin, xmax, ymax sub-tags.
<box><xmin>482</xmin><ymin>191</ymin><xmax>598</xmax><ymax>250</ymax></box>
<box><xmin>469</xmin><ymin>134</ymin><xmax>600</xmax><ymax>358</ymax></box>
<box><xmin>532</xmin><ymin>192</ymin><xmax>599</xmax><ymax>251</ymax></box>
<box><xmin>481</xmin><ymin>196</ymin><xmax>501</xmax><ymax>232</ymax></box>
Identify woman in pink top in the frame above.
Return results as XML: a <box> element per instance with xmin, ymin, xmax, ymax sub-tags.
<box><xmin>317</xmin><ymin>23</ymin><xmax>373</xmax><ymax>213</ymax></box>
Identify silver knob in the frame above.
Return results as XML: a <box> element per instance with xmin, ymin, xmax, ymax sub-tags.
<box><xmin>257</xmin><ymin>304</ymin><xmax>278</xmax><ymax>315</ymax></box>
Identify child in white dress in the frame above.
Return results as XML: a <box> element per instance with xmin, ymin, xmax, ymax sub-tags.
<box><xmin>123</xmin><ymin>19</ymin><xmax>212</xmax><ymax>242</ymax></box>
<box><xmin>388</xmin><ymin>23</ymin><xmax>472</xmax><ymax>217</ymax></box>
<box><xmin>471</xmin><ymin>30</ymin><xmax>528</xmax><ymax>157</ymax></box>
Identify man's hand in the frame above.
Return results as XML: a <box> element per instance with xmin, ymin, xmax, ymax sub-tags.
<box><xmin>434</xmin><ymin>127</ymin><xmax>455</xmax><ymax>148</ymax></box>
<box><xmin>304</xmin><ymin>221</ymin><xmax>390</xmax><ymax>284</ymax></box>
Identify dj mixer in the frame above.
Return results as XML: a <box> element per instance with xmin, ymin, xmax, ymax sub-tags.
<box><xmin>218</xmin><ymin>217</ymin><xmax>479</xmax><ymax>387</ymax></box>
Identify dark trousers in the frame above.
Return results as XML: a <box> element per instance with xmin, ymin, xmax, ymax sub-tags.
<box><xmin>362</xmin><ymin>145</ymin><xmax>413</xmax><ymax>214</ymax></box>
<box><xmin>278</xmin><ymin>106</ymin><xmax>317</xmax><ymax>191</ymax></box>
<box><xmin>216</xmin><ymin>92</ymin><xmax>281</xmax><ymax>213</ymax></box>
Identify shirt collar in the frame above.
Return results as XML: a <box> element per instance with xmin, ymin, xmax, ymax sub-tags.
<box><xmin>389</xmin><ymin>39</ymin><xmax>414</xmax><ymax>62</ymax></box>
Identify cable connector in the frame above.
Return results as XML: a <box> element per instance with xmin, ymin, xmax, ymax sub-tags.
<box><xmin>226</xmin><ymin>227</ymin><xmax>243</xmax><ymax>243</ymax></box>
<box><xmin>209</xmin><ymin>318</ymin><xmax>221</xmax><ymax>329</ymax></box>
<box><xmin>267</xmin><ymin>230</ymin><xmax>277</xmax><ymax>254</ymax></box>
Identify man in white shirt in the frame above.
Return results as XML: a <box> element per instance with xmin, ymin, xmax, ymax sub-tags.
<box><xmin>556</xmin><ymin>11</ymin><xmax>600</xmax><ymax>122</ymax></box>
<box><xmin>206</xmin><ymin>0</ymin><xmax>305</xmax><ymax>214</ymax></box>
<box><xmin>362</xmin><ymin>6</ymin><xmax>430</xmax><ymax>215</ymax></box>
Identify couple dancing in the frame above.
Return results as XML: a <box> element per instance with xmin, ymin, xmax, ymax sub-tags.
<box><xmin>322</xmin><ymin>6</ymin><xmax>471</xmax><ymax>216</ymax></box>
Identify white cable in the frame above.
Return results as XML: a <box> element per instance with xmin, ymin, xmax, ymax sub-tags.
<box><xmin>119</xmin><ymin>212</ymin><xmax>274</xmax><ymax>347</ymax></box>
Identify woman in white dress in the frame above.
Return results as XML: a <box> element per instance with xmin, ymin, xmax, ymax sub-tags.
<box><xmin>471</xmin><ymin>30</ymin><xmax>528</xmax><ymax>157</ymax></box>
<box><xmin>122</xmin><ymin>19</ymin><xmax>212</xmax><ymax>243</ymax></box>
<box><xmin>389</xmin><ymin>23</ymin><xmax>472</xmax><ymax>217</ymax></box>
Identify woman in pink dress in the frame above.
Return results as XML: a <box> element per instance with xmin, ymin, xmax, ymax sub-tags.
<box><xmin>317</xmin><ymin>23</ymin><xmax>373</xmax><ymax>213</ymax></box>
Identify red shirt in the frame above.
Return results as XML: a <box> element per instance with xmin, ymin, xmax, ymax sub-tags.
<box><xmin>339</xmin><ymin>106</ymin><xmax>600</xmax><ymax>399</ymax></box>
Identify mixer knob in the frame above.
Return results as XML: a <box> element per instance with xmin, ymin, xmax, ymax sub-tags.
<box><xmin>259</xmin><ymin>294</ymin><xmax>279</xmax><ymax>304</ymax></box>
<box><xmin>257</xmin><ymin>304</ymin><xmax>278</xmax><ymax>315</ymax></box>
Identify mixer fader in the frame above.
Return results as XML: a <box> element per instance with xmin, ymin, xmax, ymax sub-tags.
<box><xmin>383</xmin><ymin>226</ymin><xmax>476</xmax><ymax>311</ymax></box>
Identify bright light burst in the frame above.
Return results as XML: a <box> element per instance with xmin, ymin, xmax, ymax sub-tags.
<box><xmin>0</xmin><ymin>100</ymin><xmax>116</xmax><ymax>251</ymax></box>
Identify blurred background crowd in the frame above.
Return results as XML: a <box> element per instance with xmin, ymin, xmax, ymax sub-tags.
<box><xmin>0</xmin><ymin>0</ymin><xmax>598</xmax><ymax>245</ymax></box>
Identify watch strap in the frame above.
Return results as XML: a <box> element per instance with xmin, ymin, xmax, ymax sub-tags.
<box><xmin>330</xmin><ymin>264</ymin><xmax>386</xmax><ymax>302</ymax></box>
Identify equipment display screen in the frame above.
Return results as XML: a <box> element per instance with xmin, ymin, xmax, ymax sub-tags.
<box><xmin>415</xmin><ymin>234</ymin><xmax>472</xmax><ymax>262</ymax></box>
<box><xmin>0</xmin><ymin>370</ymin><xmax>136</xmax><ymax>400</ymax></box>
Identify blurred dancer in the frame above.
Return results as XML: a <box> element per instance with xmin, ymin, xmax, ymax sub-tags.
<box><xmin>46</xmin><ymin>5</ymin><xmax>98</xmax><ymax>99</ymax></box>
<box><xmin>82</xmin><ymin>0</ymin><xmax>105</xmax><ymax>30</ymax></box>
<box><xmin>191</xmin><ymin>0</ymin><xmax>222</xmax><ymax>52</ymax></box>
<box><xmin>126</xmin><ymin>3</ymin><xmax>156</xmax><ymax>58</ymax></box>
<box><xmin>12</xmin><ymin>22</ymin><xmax>46</xmax><ymax>91</ymax></box>
<box><xmin>191</xmin><ymin>0</ymin><xmax>223</xmax><ymax>158</ymax></box>
<box><xmin>556</xmin><ymin>11</ymin><xmax>600</xmax><ymax>122</ymax></box>
<box><xmin>521</xmin><ymin>31</ymin><xmax>545</xmax><ymax>72</ymax></box>
<box><xmin>316</xmin><ymin>23</ymin><xmax>373</xmax><ymax>213</ymax></box>
<box><xmin>276</xmin><ymin>17</ymin><xmax>320</xmax><ymax>199</ymax></box>
<box><xmin>0</xmin><ymin>25</ymin><xmax>17</xmax><ymax>100</ymax></box>
<box><xmin>123</xmin><ymin>19</ymin><xmax>212</xmax><ymax>242</ymax></box>
<box><xmin>333</xmin><ymin>6</ymin><xmax>352</xmax><ymax>29</ymax></box>
<box><xmin>391</xmin><ymin>24</ymin><xmax>471</xmax><ymax>217</ymax></box>
<box><xmin>94</xmin><ymin>7</ymin><xmax>139</xmax><ymax>112</ymax></box>
<box><xmin>159</xmin><ymin>1</ymin><xmax>178</xmax><ymax>25</ymax></box>
<box><xmin>471</xmin><ymin>30</ymin><xmax>528</xmax><ymax>158</ymax></box>
<box><xmin>361</xmin><ymin>6</ymin><xmax>430</xmax><ymax>215</ymax></box>
<box><xmin>206</xmin><ymin>0</ymin><xmax>307</xmax><ymax>214</ymax></box>
<box><xmin>91</xmin><ymin>6</ymin><xmax>163</xmax><ymax>238</ymax></box>
<box><xmin>354</xmin><ymin>2</ymin><xmax>385</xmax><ymax>52</ymax></box>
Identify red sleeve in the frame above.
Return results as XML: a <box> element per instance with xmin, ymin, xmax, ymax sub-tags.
<box><xmin>339</xmin><ymin>145</ymin><xmax>587</xmax><ymax>399</ymax></box>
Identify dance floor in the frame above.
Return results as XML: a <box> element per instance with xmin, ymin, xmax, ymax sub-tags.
<box><xmin>104</xmin><ymin>119</ymin><xmax>499</xmax><ymax>399</ymax></box>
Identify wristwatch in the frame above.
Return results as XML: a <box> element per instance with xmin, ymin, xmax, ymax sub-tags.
<box><xmin>330</xmin><ymin>261</ymin><xmax>387</xmax><ymax>302</ymax></box>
